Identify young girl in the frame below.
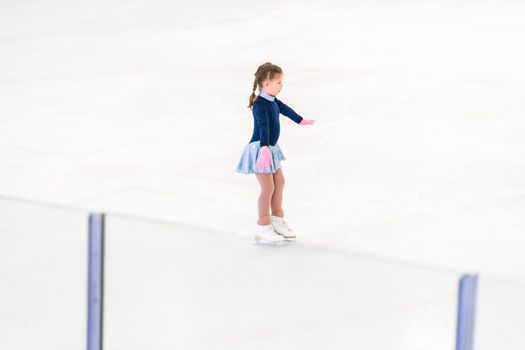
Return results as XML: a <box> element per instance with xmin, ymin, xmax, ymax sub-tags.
<box><xmin>236</xmin><ymin>62</ymin><xmax>315</xmax><ymax>243</ymax></box>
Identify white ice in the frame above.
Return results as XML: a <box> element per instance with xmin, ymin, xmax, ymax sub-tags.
<box><xmin>1</xmin><ymin>0</ymin><xmax>525</xmax><ymax>348</ymax></box>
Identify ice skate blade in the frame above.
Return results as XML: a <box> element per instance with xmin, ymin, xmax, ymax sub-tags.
<box><xmin>275</xmin><ymin>233</ymin><xmax>296</xmax><ymax>241</ymax></box>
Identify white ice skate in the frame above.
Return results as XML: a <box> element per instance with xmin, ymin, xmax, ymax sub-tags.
<box><xmin>271</xmin><ymin>215</ymin><xmax>296</xmax><ymax>240</ymax></box>
<box><xmin>254</xmin><ymin>224</ymin><xmax>285</xmax><ymax>244</ymax></box>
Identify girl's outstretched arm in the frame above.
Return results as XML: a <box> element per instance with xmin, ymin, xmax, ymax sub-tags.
<box><xmin>276</xmin><ymin>98</ymin><xmax>316</xmax><ymax>125</ymax></box>
<box><xmin>275</xmin><ymin>98</ymin><xmax>303</xmax><ymax>124</ymax></box>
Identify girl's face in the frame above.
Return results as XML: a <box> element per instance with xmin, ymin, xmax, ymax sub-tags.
<box><xmin>261</xmin><ymin>73</ymin><xmax>283</xmax><ymax>96</ymax></box>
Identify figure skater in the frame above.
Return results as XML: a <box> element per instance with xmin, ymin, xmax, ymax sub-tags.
<box><xmin>236</xmin><ymin>62</ymin><xmax>316</xmax><ymax>243</ymax></box>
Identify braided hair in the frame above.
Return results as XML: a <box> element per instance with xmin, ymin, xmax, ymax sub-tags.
<box><xmin>247</xmin><ymin>62</ymin><xmax>283</xmax><ymax>110</ymax></box>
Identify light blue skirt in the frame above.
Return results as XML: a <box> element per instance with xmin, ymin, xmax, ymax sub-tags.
<box><xmin>236</xmin><ymin>141</ymin><xmax>286</xmax><ymax>174</ymax></box>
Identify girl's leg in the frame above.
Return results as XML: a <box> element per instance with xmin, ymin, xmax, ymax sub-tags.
<box><xmin>271</xmin><ymin>168</ymin><xmax>285</xmax><ymax>218</ymax></box>
<box><xmin>255</xmin><ymin>173</ymin><xmax>275</xmax><ymax>225</ymax></box>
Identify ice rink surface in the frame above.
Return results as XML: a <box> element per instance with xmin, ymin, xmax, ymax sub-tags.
<box><xmin>1</xmin><ymin>0</ymin><xmax>525</xmax><ymax>348</ymax></box>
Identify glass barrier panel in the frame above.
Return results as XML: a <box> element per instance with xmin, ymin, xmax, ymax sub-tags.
<box><xmin>0</xmin><ymin>198</ymin><xmax>87</xmax><ymax>350</ymax></box>
<box><xmin>476</xmin><ymin>277</ymin><xmax>525</xmax><ymax>350</ymax></box>
<box><xmin>105</xmin><ymin>214</ymin><xmax>459</xmax><ymax>350</ymax></box>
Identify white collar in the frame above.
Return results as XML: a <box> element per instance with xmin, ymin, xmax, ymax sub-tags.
<box><xmin>259</xmin><ymin>90</ymin><xmax>275</xmax><ymax>101</ymax></box>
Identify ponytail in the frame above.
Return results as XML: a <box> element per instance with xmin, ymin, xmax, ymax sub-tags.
<box><xmin>247</xmin><ymin>79</ymin><xmax>258</xmax><ymax>110</ymax></box>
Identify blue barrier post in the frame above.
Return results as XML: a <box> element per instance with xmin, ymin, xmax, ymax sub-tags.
<box><xmin>87</xmin><ymin>213</ymin><xmax>105</xmax><ymax>350</ymax></box>
<box><xmin>456</xmin><ymin>274</ymin><xmax>478</xmax><ymax>350</ymax></box>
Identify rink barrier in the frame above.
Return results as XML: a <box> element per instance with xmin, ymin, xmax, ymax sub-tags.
<box><xmin>455</xmin><ymin>274</ymin><xmax>478</xmax><ymax>350</ymax></box>
<box><xmin>87</xmin><ymin>213</ymin><xmax>105</xmax><ymax>350</ymax></box>
<box><xmin>84</xmin><ymin>210</ymin><xmax>478</xmax><ymax>350</ymax></box>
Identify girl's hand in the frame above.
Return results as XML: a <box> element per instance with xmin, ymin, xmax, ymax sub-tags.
<box><xmin>300</xmin><ymin>118</ymin><xmax>316</xmax><ymax>125</ymax></box>
<box><xmin>257</xmin><ymin>146</ymin><xmax>273</xmax><ymax>172</ymax></box>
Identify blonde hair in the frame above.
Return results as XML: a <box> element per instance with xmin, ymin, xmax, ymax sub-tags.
<box><xmin>247</xmin><ymin>62</ymin><xmax>283</xmax><ymax>110</ymax></box>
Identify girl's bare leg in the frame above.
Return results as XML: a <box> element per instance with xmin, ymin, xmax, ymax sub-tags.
<box><xmin>271</xmin><ymin>168</ymin><xmax>285</xmax><ymax>218</ymax></box>
<box><xmin>255</xmin><ymin>173</ymin><xmax>275</xmax><ymax>225</ymax></box>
